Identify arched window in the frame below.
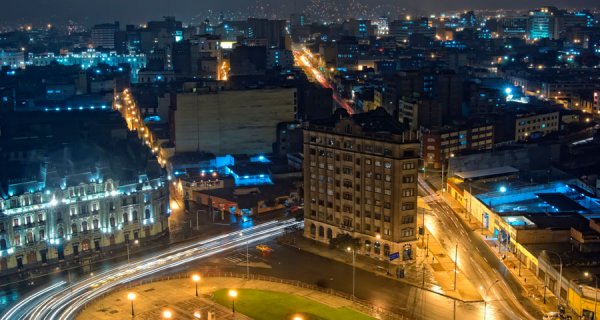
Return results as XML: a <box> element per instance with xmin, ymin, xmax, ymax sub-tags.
<box><xmin>374</xmin><ymin>241</ymin><xmax>381</xmax><ymax>255</ymax></box>
<box><xmin>39</xmin><ymin>229</ymin><xmax>45</xmax><ymax>240</ymax></box>
<box><xmin>326</xmin><ymin>228</ymin><xmax>333</xmax><ymax>240</ymax></box>
<box><xmin>384</xmin><ymin>244</ymin><xmax>390</xmax><ymax>256</ymax></box>
<box><xmin>26</xmin><ymin>231</ymin><xmax>33</xmax><ymax>243</ymax></box>
<box><xmin>110</xmin><ymin>217</ymin><xmax>115</xmax><ymax>228</ymax></box>
<box><xmin>14</xmin><ymin>234</ymin><xmax>21</xmax><ymax>246</ymax></box>
<box><xmin>310</xmin><ymin>223</ymin><xmax>316</xmax><ymax>236</ymax></box>
<box><xmin>0</xmin><ymin>239</ymin><xmax>7</xmax><ymax>250</ymax></box>
<box><xmin>318</xmin><ymin>226</ymin><xmax>324</xmax><ymax>238</ymax></box>
<box><xmin>123</xmin><ymin>212</ymin><xmax>129</xmax><ymax>223</ymax></box>
<box><xmin>93</xmin><ymin>219</ymin><xmax>99</xmax><ymax>230</ymax></box>
<box><xmin>71</xmin><ymin>223</ymin><xmax>78</xmax><ymax>235</ymax></box>
<box><xmin>57</xmin><ymin>226</ymin><xmax>64</xmax><ymax>238</ymax></box>
<box><xmin>132</xmin><ymin>211</ymin><xmax>138</xmax><ymax>222</ymax></box>
<box><xmin>145</xmin><ymin>209</ymin><xmax>151</xmax><ymax>219</ymax></box>
<box><xmin>82</xmin><ymin>221</ymin><xmax>88</xmax><ymax>232</ymax></box>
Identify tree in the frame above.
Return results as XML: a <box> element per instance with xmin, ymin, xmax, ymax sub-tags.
<box><xmin>329</xmin><ymin>233</ymin><xmax>360</xmax><ymax>250</ymax></box>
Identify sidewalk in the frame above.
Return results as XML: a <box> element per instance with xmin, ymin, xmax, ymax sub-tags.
<box><xmin>77</xmin><ymin>277</ymin><xmax>376</xmax><ymax>320</ymax></box>
<box><xmin>282</xmin><ymin>226</ymin><xmax>482</xmax><ymax>302</ymax></box>
<box><xmin>437</xmin><ymin>189</ymin><xmax>559</xmax><ymax>315</ymax></box>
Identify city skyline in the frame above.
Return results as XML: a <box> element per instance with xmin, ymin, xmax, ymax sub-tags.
<box><xmin>1</xmin><ymin>0</ymin><xmax>600</xmax><ymax>25</ymax></box>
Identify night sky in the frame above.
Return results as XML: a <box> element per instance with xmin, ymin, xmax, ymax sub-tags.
<box><xmin>1</xmin><ymin>0</ymin><xmax>598</xmax><ymax>25</ymax></box>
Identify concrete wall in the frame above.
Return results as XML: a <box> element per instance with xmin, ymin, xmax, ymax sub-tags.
<box><xmin>175</xmin><ymin>88</ymin><xmax>296</xmax><ymax>155</ymax></box>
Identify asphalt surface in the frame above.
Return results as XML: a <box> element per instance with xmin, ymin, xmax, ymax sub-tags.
<box><xmin>419</xmin><ymin>177</ymin><xmax>541</xmax><ymax>320</ymax></box>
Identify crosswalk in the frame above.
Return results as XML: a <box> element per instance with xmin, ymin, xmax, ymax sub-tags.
<box><xmin>224</xmin><ymin>253</ymin><xmax>250</xmax><ymax>264</ymax></box>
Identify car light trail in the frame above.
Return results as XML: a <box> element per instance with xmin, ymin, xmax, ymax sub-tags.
<box><xmin>3</xmin><ymin>219</ymin><xmax>301</xmax><ymax>320</ymax></box>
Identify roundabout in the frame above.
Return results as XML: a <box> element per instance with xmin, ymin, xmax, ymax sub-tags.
<box><xmin>75</xmin><ymin>273</ymin><xmax>400</xmax><ymax>320</ymax></box>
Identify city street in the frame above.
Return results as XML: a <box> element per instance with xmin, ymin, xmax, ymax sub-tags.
<box><xmin>419</xmin><ymin>177</ymin><xmax>541</xmax><ymax>320</ymax></box>
<box><xmin>0</xmin><ymin>219</ymin><xmax>301</xmax><ymax>320</ymax></box>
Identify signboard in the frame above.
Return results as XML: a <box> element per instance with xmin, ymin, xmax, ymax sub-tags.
<box><xmin>389</xmin><ymin>252</ymin><xmax>400</xmax><ymax>261</ymax></box>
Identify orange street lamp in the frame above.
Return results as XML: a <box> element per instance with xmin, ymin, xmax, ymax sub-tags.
<box><xmin>228</xmin><ymin>289</ymin><xmax>238</xmax><ymax>313</ymax></box>
<box><xmin>127</xmin><ymin>292</ymin><xmax>136</xmax><ymax>317</ymax></box>
<box><xmin>163</xmin><ymin>310</ymin><xmax>173</xmax><ymax>319</ymax></box>
<box><xmin>192</xmin><ymin>274</ymin><xmax>201</xmax><ymax>297</ymax></box>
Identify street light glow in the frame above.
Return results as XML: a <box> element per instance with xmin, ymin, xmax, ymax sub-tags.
<box><xmin>163</xmin><ymin>310</ymin><xmax>173</xmax><ymax>318</ymax></box>
<box><xmin>228</xmin><ymin>289</ymin><xmax>238</xmax><ymax>298</ymax></box>
<box><xmin>127</xmin><ymin>292</ymin><xmax>136</xmax><ymax>301</ymax></box>
<box><xmin>192</xmin><ymin>274</ymin><xmax>200</xmax><ymax>282</ymax></box>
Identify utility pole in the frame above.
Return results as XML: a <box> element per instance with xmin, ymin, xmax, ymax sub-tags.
<box><xmin>453</xmin><ymin>244</ymin><xmax>458</xmax><ymax>291</ymax></box>
<box><xmin>426</xmin><ymin>233</ymin><xmax>430</xmax><ymax>257</ymax></box>
<box><xmin>441</xmin><ymin>163</ymin><xmax>445</xmax><ymax>192</ymax></box>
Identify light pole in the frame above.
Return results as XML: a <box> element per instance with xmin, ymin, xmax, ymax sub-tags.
<box><xmin>453</xmin><ymin>244</ymin><xmax>458</xmax><ymax>291</ymax></box>
<box><xmin>347</xmin><ymin>246</ymin><xmax>356</xmax><ymax>299</ymax></box>
<box><xmin>229</xmin><ymin>289</ymin><xmax>238</xmax><ymax>314</ymax></box>
<box><xmin>127</xmin><ymin>292</ymin><xmax>136</xmax><ymax>318</ymax></box>
<box><xmin>542</xmin><ymin>250</ymin><xmax>563</xmax><ymax>311</ymax></box>
<box><xmin>426</xmin><ymin>232</ymin><xmax>430</xmax><ymax>257</ymax></box>
<box><xmin>584</xmin><ymin>271</ymin><xmax>598</xmax><ymax>319</ymax></box>
<box><xmin>240</xmin><ymin>232</ymin><xmax>249</xmax><ymax>278</ymax></box>
<box><xmin>127</xmin><ymin>239</ymin><xmax>139</xmax><ymax>264</ymax></box>
<box><xmin>192</xmin><ymin>274</ymin><xmax>201</xmax><ymax>297</ymax></box>
<box><xmin>483</xmin><ymin>279</ymin><xmax>500</xmax><ymax>320</ymax></box>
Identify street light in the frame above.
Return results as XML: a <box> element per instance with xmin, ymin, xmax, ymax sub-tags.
<box><xmin>293</xmin><ymin>316</ymin><xmax>303</xmax><ymax>320</ymax></box>
<box><xmin>162</xmin><ymin>310</ymin><xmax>173</xmax><ymax>319</ymax></box>
<box><xmin>240</xmin><ymin>232</ymin><xmax>249</xmax><ymax>278</ymax></box>
<box><xmin>127</xmin><ymin>292</ymin><xmax>136</xmax><ymax>317</ymax></box>
<box><xmin>229</xmin><ymin>289</ymin><xmax>238</xmax><ymax>314</ymax></box>
<box><xmin>127</xmin><ymin>239</ymin><xmax>139</xmax><ymax>264</ymax></box>
<box><xmin>584</xmin><ymin>271</ymin><xmax>598</xmax><ymax>319</ymax></box>
<box><xmin>347</xmin><ymin>246</ymin><xmax>356</xmax><ymax>299</ymax></box>
<box><xmin>483</xmin><ymin>279</ymin><xmax>500</xmax><ymax>320</ymax></box>
<box><xmin>192</xmin><ymin>274</ymin><xmax>201</xmax><ymax>297</ymax></box>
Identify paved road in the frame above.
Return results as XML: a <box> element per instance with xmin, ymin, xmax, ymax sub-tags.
<box><xmin>419</xmin><ymin>177</ymin><xmax>540</xmax><ymax>320</ymax></box>
<box><xmin>1</xmin><ymin>219</ymin><xmax>301</xmax><ymax>320</ymax></box>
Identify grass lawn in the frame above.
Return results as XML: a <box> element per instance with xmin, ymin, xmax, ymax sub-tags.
<box><xmin>212</xmin><ymin>288</ymin><xmax>375</xmax><ymax>320</ymax></box>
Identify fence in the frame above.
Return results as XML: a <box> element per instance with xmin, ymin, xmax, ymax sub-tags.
<box><xmin>75</xmin><ymin>271</ymin><xmax>409</xmax><ymax>320</ymax></box>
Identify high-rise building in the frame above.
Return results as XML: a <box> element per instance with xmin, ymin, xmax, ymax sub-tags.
<box><xmin>528</xmin><ymin>7</ymin><xmax>558</xmax><ymax>40</ymax></box>
<box><xmin>303</xmin><ymin>109</ymin><xmax>420</xmax><ymax>261</ymax></box>
<box><xmin>91</xmin><ymin>22</ymin><xmax>120</xmax><ymax>50</ymax></box>
<box><xmin>389</xmin><ymin>18</ymin><xmax>435</xmax><ymax>42</ymax></box>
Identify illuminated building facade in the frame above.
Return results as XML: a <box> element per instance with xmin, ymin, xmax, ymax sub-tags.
<box><xmin>303</xmin><ymin>109</ymin><xmax>420</xmax><ymax>261</ymax></box>
<box><xmin>0</xmin><ymin>178</ymin><xmax>169</xmax><ymax>273</ymax></box>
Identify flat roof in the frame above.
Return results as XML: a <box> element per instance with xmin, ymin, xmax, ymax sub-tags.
<box><xmin>455</xmin><ymin>166</ymin><xmax>519</xmax><ymax>180</ymax></box>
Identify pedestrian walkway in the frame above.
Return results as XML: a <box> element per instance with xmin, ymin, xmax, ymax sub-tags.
<box><xmin>76</xmin><ymin>277</ymin><xmax>385</xmax><ymax>320</ymax></box>
<box><xmin>285</xmin><ymin>224</ymin><xmax>482</xmax><ymax>302</ymax></box>
<box><xmin>437</xmin><ymin>190</ymin><xmax>559</xmax><ymax>315</ymax></box>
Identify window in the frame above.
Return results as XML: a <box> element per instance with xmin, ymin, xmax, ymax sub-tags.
<box><xmin>365</xmin><ymin>158</ymin><xmax>372</xmax><ymax>165</ymax></box>
<box><xmin>110</xmin><ymin>217</ymin><xmax>116</xmax><ymax>228</ymax></box>
<box><xmin>145</xmin><ymin>209</ymin><xmax>151</xmax><ymax>219</ymax></box>
<box><xmin>402</xmin><ymin>175</ymin><xmax>415</xmax><ymax>183</ymax></box>
<box><xmin>343</xmin><ymin>154</ymin><xmax>352</xmax><ymax>162</ymax></box>
<box><xmin>402</xmin><ymin>202</ymin><xmax>415</xmax><ymax>211</ymax></box>
<box><xmin>342</xmin><ymin>167</ymin><xmax>352</xmax><ymax>175</ymax></box>
<box><xmin>384</xmin><ymin>162</ymin><xmax>392</xmax><ymax>169</ymax></box>
<box><xmin>375</xmin><ymin>160</ymin><xmax>382</xmax><ymax>167</ymax></box>
<box><xmin>402</xmin><ymin>189</ymin><xmax>416</xmax><ymax>197</ymax></box>
<box><xmin>402</xmin><ymin>215</ymin><xmax>415</xmax><ymax>224</ymax></box>
<box><xmin>383</xmin><ymin>202</ymin><xmax>391</xmax><ymax>209</ymax></box>
<box><xmin>39</xmin><ymin>229</ymin><xmax>45</xmax><ymax>240</ymax></box>
<box><xmin>402</xmin><ymin>162</ymin><xmax>416</xmax><ymax>170</ymax></box>
<box><xmin>38</xmin><ymin>213</ymin><xmax>44</xmax><ymax>222</ymax></box>
<box><xmin>384</xmin><ymin>215</ymin><xmax>391</xmax><ymax>222</ymax></box>
<box><xmin>402</xmin><ymin>228</ymin><xmax>414</xmax><ymax>237</ymax></box>
<box><xmin>93</xmin><ymin>219</ymin><xmax>99</xmax><ymax>230</ymax></box>
<box><xmin>12</xmin><ymin>218</ymin><xmax>19</xmax><ymax>227</ymax></box>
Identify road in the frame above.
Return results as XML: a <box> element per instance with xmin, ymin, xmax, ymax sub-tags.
<box><xmin>293</xmin><ymin>48</ymin><xmax>354</xmax><ymax>114</ymax></box>
<box><xmin>418</xmin><ymin>177</ymin><xmax>540</xmax><ymax>320</ymax></box>
<box><xmin>1</xmin><ymin>219</ymin><xmax>301</xmax><ymax>320</ymax></box>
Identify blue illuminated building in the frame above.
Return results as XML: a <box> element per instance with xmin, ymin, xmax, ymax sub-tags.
<box><xmin>226</xmin><ymin>163</ymin><xmax>272</xmax><ymax>186</ymax></box>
